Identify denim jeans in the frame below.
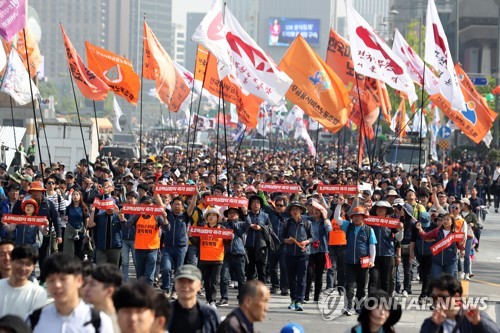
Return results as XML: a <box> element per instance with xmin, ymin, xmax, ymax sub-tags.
<box><xmin>431</xmin><ymin>261</ymin><xmax>458</xmax><ymax>279</ymax></box>
<box><xmin>268</xmin><ymin>246</ymin><xmax>288</xmax><ymax>290</ymax></box>
<box><xmin>161</xmin><ymin>246</ymin><xmax>187</xmax><ymax>291</ymax></box>
<box><xmin>220</xmin><ymin>253</ymin><xmax>246</xmax><ymax>300</ymax></box>
<box><xmin>186</xmin><ymin>244</ymin><xmax>199</xmax><ymax>266</ymax></box>
<box><xmin>285</xmin><ymin>255</ymin><xmax>308</xmax><ymax>302</ymax></box>
<box><xmin>464</xmin><ymin>238</ymin><xmax>473</xmax><ymax>274</ymax></box>
<box><xmin>326</xmin><ymin>245</ymin><xmax>345</xmax><ymax>290</ymax></box>
<box><xmin>121</xmin><ymin>239</ymin><xmax>136</xmax><ymax>282</ymax></box>
<box><xmin>135</xmin><ymin>249</ymin><xmax>158</xmax><ymax>285</ymax></box>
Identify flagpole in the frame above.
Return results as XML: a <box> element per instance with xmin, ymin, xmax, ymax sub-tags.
<box><xmin>221</xmin><ymin>84</ymin><xmax>231</xmax><ymax>195</ymax></box>
<box><xmin>166</xmin><ymin>106</ymin><xmax>175</xmax><ymax>145</ymax></box>
<box><xmin>233</xmin><ymin>125</ymin><xmax>246</xmax><ymax>168</ymax></box>
<box><xmin>371</xmin><ymin>108</ymin><xmax>382</xmax><ymax>168</ymax></box>
<box><xmin>314</xmin><ymin>126</ymin><xmax>320</xmax><ymax>170</ymax></box>
<box><xmin>139</xmin><ymin>14</ymin><xmax>146</xmax><ymax>170</ymax></box>
<box><xmin>67</xmin><ymin>69</ymin><xmax>89</xmax><ymax>165</ymax></box>
<box><xmin>92</xmin><ymin>101</ymin><xmax>101</xmax><ymax>154</ymax></box>
<box><xmin>36</xmin><ymin>97</ymin><xmax>53</xmax><ymax>167</ymax></box>
<box><xmin>354</xmin><ymin>76</ymin><xmax>373</xmax><ymax>176</ymax></box>
<box><xmin>336</xmin><ymin>128</ymin><xmax>341</xmax><ymax>173</ymax></box>
<box><xmin>417</xmin><ymin>65</ymin><xmax>427</xmax><ymax>182</ymax></box>
<box><xmin>215</xmin><ymin>87</ymin><xmax>221</xmax><ymax>183</ymax></box>
<box><xmin>21</xmin><ymin>29</ymin><xmax>45</xmax><ymax>179</ymax></box>
<box><xmin>8</xmin><ymin>97</ymin><xmax>17</xmax><ymax>154</ymax></box>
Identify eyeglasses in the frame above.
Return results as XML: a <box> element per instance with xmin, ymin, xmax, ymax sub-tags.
<box><xmin>451</xmin><ymin>206</ymin><xmax>460</xmax><ymax>209</ymax></box>
<box><xmin>46</xmin><ymin>182</ymin><xmax>55</xmax><ymax>185</ymax></box>
<box><xmin>275</xmin><ymin>204</ymin><xmax>285</xmax><ymax>207</ymax></box>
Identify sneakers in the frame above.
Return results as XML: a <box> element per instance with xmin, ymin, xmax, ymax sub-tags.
<box><xmin>464</xmin><ymin>273</ymin><xmax>471</xmax><ymax>281</ymax></box>
<box><xmin>418</xmin><ymin>296</ymin><xmax>427</xmax><ymax>305</ymax></box>
<box><xmin>402</xmin><ymin>290</ymin><xmax>408</xmax><ymax>297</ymax></box>
<box><xmin>229</xmin><ymin>281</ymin><xmax>235</xmax><ymax>288</ymax></box>
<box><xmin>469</xmin><ymin>273</ymin><xmax>475</xmax><ymax>278</ymax></box>
<box><xmin>208</xmin><ymin>302</ymin><xmax>217</xmax><ymax>309</ymax></box>
<box><xmin>342</xmin><ymin>308</ymin><xmax>353</xmax><ymax>316</ymax></box>
<box><xmin>170</xmin><ymin>291</ymin><xmax>178</xmax><ymax>300</ymax></box>
<box><xmin>459</xmin><ymin>272</ymin><xmax>465</xmax><ymax>280</ymax></box>
<box><xmin>216</xmin><ymin>299</ymin><xmax>229</xmax><ymax>307</ymax></box>
<box><xmin>270</xmin><ymin>287</ymin><xmax>279</xmax><ymax>294</ymax></box>
<box><xmin>280</xmin><ymin>289</ymin><xmax>289</xmax><ymax>296</ymax></box>
<box><xmin>288</xmin><ymin>301</ymin><xmax>297</xmax><ymax>310</ymax></box>
<box><xmin>295</xmin><ymin>302</ymin><xmax>303</xmax><ymax>311</ymax></box>
<box><xmin>233</xmin><ymin>281</ymin><xmax>238</xmax><ymax>289</ymax></box>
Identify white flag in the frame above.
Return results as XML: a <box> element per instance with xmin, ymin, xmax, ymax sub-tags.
<box><xmin>482</xmin><ymin>131</ymin><xmax>493</xmax><ymax>148</ymax></box>
<box><xmin>113</xmin><ymin>97</ymin><xmax>123</xmax><ymax>132</ymax></box>
<box><xmin>392</xmin><ymin>29</ymin><xmax>440</xmax><ymax>95</ymax></box>
<box><xmin>412</xmin><ymin>109</ymin><xmax>428</xmax><ymax>137</ymax></box>
<box><xmin>1</xmin><ymin>49</ymin><xmax>41</xmax><ymax>105</ymax></box>
<box><xmin>294</xmin><ymin>112</ymin><xmax>316</xmax><ymax>156</ymax></box>
<box><xmin>346</xmin><ymin>3</ymin><xmax>417</xmax><ymax>104</ymax></box>
<box><xmin>192</xmin><ymin>0</ymin><xmax>292</xmax><ymax>105</ymax></box>
<box><xmin>425</xmin><ymin>0</ymin><xmax>465</xmax><ymax>110</ymax></box>
<box><xmin>430</xmin><ymin>126</ymin><xmax>438</xmax><ymax>161</ymax></box>
<box><xmin>256</xmin><ymin>104</ymin><xmax>270</xmax><ymax>137</ymax></box>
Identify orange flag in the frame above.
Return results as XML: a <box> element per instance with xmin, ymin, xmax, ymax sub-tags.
<box><xmin>16</xmin><ymin>28</ymin><xmax>42</xmax><ymax>77</ymax></box>
<box><xmin>430</xmin><ymin>64</ymin><xmax>497</xmax><ymax>144</ymax></box>
<box><xmin>194</xmin><ymin>45</ymin><xmax>262</xmax><ymax>128</ymax></box>
<box><xmin>143</xmin><ymin>22</ymin><xmax>189</xmax><ymax>112</ymax></box>
<box><xmin>279</xmin><ymin>35</ymin><xmax>352</xmax><ymax>133</ymax></box>
<box><xmin>85</xmin><ymin>41</ymin><xmax>140</xmax><ymax>105</ymax></box>
<box><xmin>60</xmin><ymin>25</ymin><xmax>110</xmax><ymax>101</ymax></box>
<box><xmin>390</xmin><ymin>98</ymin><xmax>407</xmax><ymax>139</ymax></box>
<box><xmin>325</xmin><ymin>28</ymin><xmax>381</xmax><ymax>137</ymax></box>
<box><xmin>377</xmin><ymin>81</ymin><xmax>392</xmax><ymax>124</ymax></box>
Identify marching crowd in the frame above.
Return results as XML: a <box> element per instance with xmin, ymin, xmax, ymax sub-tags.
<box><xmin>0</xmin><ymin>140</ymin><xmax>499</xmax><ymax>333</ymax></box>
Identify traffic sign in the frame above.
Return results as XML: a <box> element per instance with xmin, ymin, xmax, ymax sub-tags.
<box><xmin>438</xmin><ymin>126</ymin><xmax>452</xmax><ymax>139</ymax></box>
<box><xmin>438</xmin><ymin>140</ymin><xmax>450</xmax><ymax>150</ymax></box>
<box><xmin>471</xmin><ymin>77</ymin><xmax>488</xmax><ymax>86</ymax></box>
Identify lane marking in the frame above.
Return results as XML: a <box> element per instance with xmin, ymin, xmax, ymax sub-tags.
<box><xmin>470</xmin><ymin>279</ymin><xmax>500</xmax><ymax>288</ymax></box>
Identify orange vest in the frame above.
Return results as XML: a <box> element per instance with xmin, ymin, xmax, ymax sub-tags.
<box><xmin>199</xmin><ymin>225</ymin><xmax>225</xmax><ymax>262</ymax></box>
<box><xmin>134</xmin><ymin>215</ymin><xmax>161</xmax><ymax>250</ymax></box>
<box><xmin>329</xmin><ymin>219</ymin><xmax>347</xmax><ymax>246</ymax></box>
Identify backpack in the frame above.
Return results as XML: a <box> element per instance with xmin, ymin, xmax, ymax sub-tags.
<box><xmin>29</xmin><ymin>306</ymin><xmax>101</xmax><ymax>332</ymax></box>
<box><xmin>283</xmin><ymin>217</ymin><xmax>311</xmax><ymax>239</ymax></box>
<box><xmin>346</xmin><ymin>223</ymin><xmax>371</xmax><ymax>249</ymax></box>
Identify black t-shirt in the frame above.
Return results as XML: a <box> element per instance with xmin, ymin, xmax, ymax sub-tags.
<box><xmin>170</xmin><ymin>301</ymin><xmax>203</xmax><ymax>333</ymax></box>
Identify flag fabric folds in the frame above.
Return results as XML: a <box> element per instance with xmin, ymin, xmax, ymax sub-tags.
<box><xmin>231</xmin><ymin>122</ymin><xmax>246</xmax><ymax>143</ymax></box>
<box><xmin>0</xmin><ymin>42</ymin><xmax>6</xmax><ymax>73</ymax></box>
<box><xmin>390</xmin><ymin>98</ymin><xmax>408</xmax><ymax>139</ymax></box>
<box><xmin>429</xmin><ymin>64</ymin><xmax>497</xmax><ymax>144</ymax></box>
<box><xmin>346</xmin><ymin>3</ymin><xmax>417</xmax><ymax>105</ymax></box>
<box><xmin>192</xmin><ymin>114</ymin><xmax>216</xmax><ymax>131</ymax></box>
<box><xmin>0</xmin><ymin>0</ymin><xmax>26</xmax><ymax>41</ymax></box>
<box><xmin>279</xmin><ymin>35</ymin><xmax>352</xmax><ymax>133</ymax></box>
<box><xmin>425</xmin><ymin>0</ymin><xmax>465</xmax><ymax>110</ymax></box>
<box><xmin>86</xmin><ymin>41</ymin><xmax>140</xmax><ymax>105</ymax></box>
<box><xmin>194</xmin><ymin>45</ymin><xmax>262</xmax><ymax>128</ymax></box>
<box><xmin>113</xmin><ymin>97</ymin><xmax>124</xmax><ymax>132</ymax></box>
<box><xmin>16</xmin><ymin>27</ymin><xmax>42</xmax><ymax>77</ymax></box>
<box><xmin>411</xmin><ymin>109</ymin><xmax>428</xmax><ymax>137</ymax></box>
<box><xmin>292</xmin><ymin>107</ymin><xmax>316</xmax><ymax>156</ymax></box>
<box><xmin>0</xmin><ymin>48</ymin><xmax>41</xmax><ymax>105</ymax></box>
<box><xmin>60</xmin><ymin>24</ymin><xmax>110</xmax><ymax>101</ymax></box>
<box><xmin>191</xmin><ymin>0</ymin><xmax>292</xmax><ymax>105</ymax></box>
<box><xmin>143</xmin><ymin>22</ymin><xmax>189</xmax><ymax>112</ymax></box>
<box><xmin>392</xmin><ymin>29</ymin><xmax>440</xmax><ymax>95</ymax></box>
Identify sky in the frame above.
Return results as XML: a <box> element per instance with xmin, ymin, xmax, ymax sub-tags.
<box><xmin>172</xmin><ymin>0</ymin><xmax>210</xmax><ymax>27</ymax></box>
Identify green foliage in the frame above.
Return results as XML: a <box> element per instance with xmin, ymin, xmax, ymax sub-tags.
<box><xmin>38</xmin><ymin>80</ymin><xmax>58</xmax><ymax>102</ymax></box>
<box><xmin>489</xmin><ymin>149</ymin><xmax>500</xmax><ymax>162</ymax></box>
<box><xmin>404</xmin><ymin>19</ymin><xmax>425</xmax><ymax>58</ymax></box>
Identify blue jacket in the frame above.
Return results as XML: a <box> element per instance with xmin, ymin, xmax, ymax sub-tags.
<box><xmin>280</xmin><ymin>216</ymin><xmax>313</xmax><ymax>256</ymax></box>
<box><xmin>15</xmin><ymin>224</ymin><xmax>42</xmax><ymax>248</ymax></box>
<box><xmin>264</xmin><ymin>206</ymin><xmax>289</xmax><ymax>243</ymax></box>
<box><xmin>0</xmin><ymin>199</ymin><xmax>16</xmax><ymax>239</ymax></box>
<box><xmin>121</xmin><ymin>214</ymin><xmax>136</xmax><ymax>241</ymax></box>
<box><xmin>93</xmin><ymin>212</ymin><xmax>123</xmax><ymax>250</ymax></box>
<box><xmin>162</xmin><ymin>210</ymin><xmax>189</xmax><ymax>247</ymax></box>
<box><xmin>244</xmin><ymin>210</ymin><xmax>271</xmax><ymax>248</ymax></box>
<box><xmin>308</xmin><ymin>217</ymin><xmax>332</xmax><ymax>254</ymax></box>
<box><xmin>341</xmin><ymin>221</ymin><xmax>375</xmax><ymax>265</ymax></box>
<box><xmin>432</xmin><ymin>228</ymin><xmax>459</xmax><ymax>266</ymax></box>
<box><xmin>411</xmin><ymin>222</ymin><xmax>437</xmax><ymax>256</ymax></box>
<box><xmin>372</xmin><ymin>225</ymin><xmax>397</xmax><ymax>257</ymax></box>
<box><xmin>66</xmin><ymin>205</ymin><xmax>87</xmax><ymax>230</ymax></box>
<box><xmin>222</xmin><ymin>219</ymin><xmax>249</xmax><ymax>255</ymax></box>
<box><xmin>445</xmin><ymin>181</ymin><xmax>465</xmax><ymax>199</ymax></box>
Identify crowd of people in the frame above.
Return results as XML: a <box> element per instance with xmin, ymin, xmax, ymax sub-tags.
<box><xmin>0</xmin><ymin>138</ymin><xmax>499</xmax><ymax>332</ymax></box>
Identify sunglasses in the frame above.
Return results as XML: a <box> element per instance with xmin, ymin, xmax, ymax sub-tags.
<box><xmin>46</xmin><ymin>181</ymin><xmax>55</xmax><ymax>185</ymax></box>
<box><xmin>451</xmin><ymin>206</ymin><xmax>460</xmax><ymax>210</ymax></box>
<box><xmin>275</xmin><ymin>204</ymin><xmax>285</xmax><ymax>207</ymax></box>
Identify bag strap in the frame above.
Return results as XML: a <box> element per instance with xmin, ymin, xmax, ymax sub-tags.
<box><xmin>28</xmin><ymin>308</ymin><xmax>43</xmax><ymax>329</ymax></box>
<box><xmin>83</xmin><ymin>307</ymin><xmax>101</xmax><ymax>333</ymax></box>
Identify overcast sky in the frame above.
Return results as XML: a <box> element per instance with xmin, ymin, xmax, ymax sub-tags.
<box><xmin>172</xmin><ymin>0</ymin><xmax>210</xmax><ymax>26</ymax></box>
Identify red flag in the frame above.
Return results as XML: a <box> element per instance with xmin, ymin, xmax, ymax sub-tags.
<box><xmin>60</xmin><ymin>24</ymin><xmax>110</xmax><ymax>100</ymax></box>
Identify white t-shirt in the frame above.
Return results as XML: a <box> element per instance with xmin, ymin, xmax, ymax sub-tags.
<box><xmin>31</xmin><ymin>300</ymin><xmax>114</xmax><ymax>333</ymax></box>
<box><xmin>0</xmin><ymin>278</ymin><xmax>47</xmax><ymax>318</ymax></box>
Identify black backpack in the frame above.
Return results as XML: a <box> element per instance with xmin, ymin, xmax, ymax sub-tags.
<box><xmin>283</xmin><ymin>217</ymin><xmax>312</xmax><ymax>240</ymax></box>
<box><xmin>29</xmin><ymin>306</ymin><xmax>101</xmax><ymax>332</ymax></box>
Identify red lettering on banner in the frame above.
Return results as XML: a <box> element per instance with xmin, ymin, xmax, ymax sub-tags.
<box><xmin>154</xmin><ymin>185</ymin><xmax>197</xmax><ymax>195</ymax></box>
<box><xmin>317</xmin><ymin>184</ymin><xmax>358</xmax><ymax>194</ymax></box>
<box><xmin>205</xmin><ymin>196</ymin><xmax>248</xmax><ymax>207</ymax></box>
<box><xmin>2</xmin><ymin>214</ymin><xmax>48</xmax><ymax>226</ymax></box>
<box><xmin>430</xmin><ymin>232</ymin><xmax>465</xmax><ymax>256</ymax></box>
<box><xmin>189</xmin><ymin>226</ymin><xmax>234</xmax><ymax>239</ymax></box>
<box><xmin>121</xmin><ymin>204</ymin><xmax>165</xmax><ymax>216</ymax></box>
<box><xmin>93</xmin><ymin>198</ymin><xmax>118</xmax><ymax>210</ymax></box>
<box><xmin>360</xmin><ymin>256</ymin><xmax>371</xmax><ymax>268</ymax></box>
<box><xmin>364</xmin><ymin>216</ymin><xmax>401</xmax><ymax>228</ymax></box>
<box><xmin>259</xmin><ymin>183</ymin><xmax>301</xmax><ymax>193</ymax></box>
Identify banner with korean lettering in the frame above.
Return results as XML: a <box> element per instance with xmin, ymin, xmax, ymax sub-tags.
<box><xmin>429</xmin><ymin>65</ymin><xmax>497</xmax><ymax>144</ymax></box>
<box><xmin>93</xmin><ymin>198</ymin><xmax>118</xmax><ymax>211</ymax></box>
<box><xmin>430</xmin><ymin>232</ymin><xmax>465</xmax><ymax>255</ymax></box>
<box><xmin>60</xmin><ymin>24</ymin><xmax>110</xmax><ymax>101</ymax></box>
<box><xmin>189</xmin><ymin>226</ymin><xmax>234</xmax><ymax>239</ymax></box>
<box><xmin>279</xmin><ymin>35</ymin><xmax>352</xmax><ymax>133</ymax></box>
<box><xmin>0</xmin><ymin>0</ymin><xmax>25</xmax><ymax>41</ymax></box>
<box><xmin>194</xmin><ymin>45</ymin><xmax>262</xmax><ymax>128</ymax></box>
<box><xmin>205</xmin><ymin>196</ymin><xmax>248</xmax><ymax>208</ymax></box>
<box><xmin>326</xmin><ymin>28</ymin><xmax>381</xmax><ymax>138</ymax></box>
<box><xmin>364</xmin><ymin>216</ymin><xmax>401</xmax><ymax>229</ymax></box>
<box><xmin>2</xmin><ymin>214</ymin><xmax>47</xmax><ymax>226</ymax></box>
<box><xmin>121</xmin><ymin>204</ymin><xmax>164</xmax><ymax>216</ymax></box>
<box><xmin>259</xmin><ymin>183</ymin><xmax>301</xmax><ymax>193</ymax></box>
<box><xmin>85</xmin><ymin>41</ymin><xmax>140</xmax><ymax>105</ymax></box>
<box><xmin>154</xmin><ymin>185</ymin><xmax>197</xmax><ymax>195</ymax></box>
<box><xmin>318</xmin><ymin>184</ymin><xmax>358</xmax><ymax>195</ymax></box>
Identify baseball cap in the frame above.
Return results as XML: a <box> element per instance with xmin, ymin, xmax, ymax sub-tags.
<box><xmin>175</xmin><ymin>264</ymin><xmax>202</xmax><ymax>281</ymax></box>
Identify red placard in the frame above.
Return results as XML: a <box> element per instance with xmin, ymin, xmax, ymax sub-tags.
<box><xmin>121</xmin><ymin>204</ymin><xmax>165</xmax><ymax>216</ymax></box>
<box><xmin>318</xmin><ymin>184</ymin><xmax>358</xmax><ymax>195</ymax></box>
<box><xmin>154</xmin><ymin>185</ymin><xmax>197</xmax><ymax>195</ymax></box>
<box><xmin>205</xmin><ymin>196</ymin><xmax>248</xmax><ymax>208</ymax></box>
<box><xmin>364</xmin><ymin>216</ymin><xmax>401</xmax><ymax>229</ymax></box>
<box><xmin>259</xmin><ymin>183</ymin><xmax>300</xmax><ymax>193</ymax></box>
<box><xmin>2</xmin><ymin>214</ymin><xmax>48</xmax><ymax>226</ymax></box>
<box><xmin>360</xmin><ymin>256</ymin><xmax>371</xmax><ymax>268</ymax></box>
<box><xmin>430</xmin><ymin>232</ymin><xmax>465</xmax><ymax>255</ymax></box>
<box><xmin>93</xmin><ymin>198</ymin><xmax>118</xmax><ymax>210</ymax></box>
<box><xmin>189</xmin><ymin>226</ymin><xmax>234</xmax><ymax>239</ymax></box>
